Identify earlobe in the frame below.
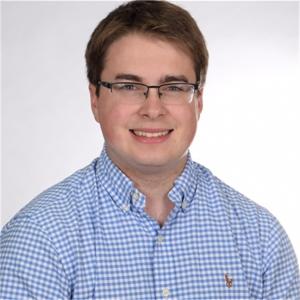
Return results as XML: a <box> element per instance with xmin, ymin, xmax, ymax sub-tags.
<box><xmin>89</xmin><ymin>84</ymin><xmax>100</xmax><ymax>122</ymax></box>
<box><xmin>196</xmin><ymin>89</ymin><xmax>203</xmax><ymax>119</ymax></box>
<box><xmin>89</xmin><ymin>84</ymin><xmax>97</xmax><ymax>105</ymax></box>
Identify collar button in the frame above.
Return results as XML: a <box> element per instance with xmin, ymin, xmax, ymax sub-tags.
<box><xmin>122</xmin><ymin>203</ymin><xmax>130</xmax><ymax>212</ymax></box>
<box><xmin>132</xmin><ymin>191</ymin><xmax>140</xmax><ymax>202</ymax></box>
<box><xmin>181</xmin><ymin>199</ymin><xmax>188</xmax><ymax>209</ymax></box>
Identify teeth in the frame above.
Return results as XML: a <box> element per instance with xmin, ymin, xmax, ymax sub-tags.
<box><xmin>133</xmin><ymin>130</ymin><xmax>170</xmax><ymax>137</ymax></box>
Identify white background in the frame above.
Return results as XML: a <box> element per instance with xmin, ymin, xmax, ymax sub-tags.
<box><xmin>2</xmin><ymin>2</ymin><xmax>299</xmax><ymax>257</ymax></box>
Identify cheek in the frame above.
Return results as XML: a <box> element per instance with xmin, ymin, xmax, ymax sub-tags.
<box><xmin>98</xmin><ymin>104</ymin><xmax>134</xmax><ymax>142</ymax></box>
<box><xmin>183</xmin><ymin>119</ymin><xmax>198</xmax><ymax>144</ymax></box>
<box><xmin>174</xmin><ymin>106</ymin><xmax>198</xmax><ymax>134</ymax></box>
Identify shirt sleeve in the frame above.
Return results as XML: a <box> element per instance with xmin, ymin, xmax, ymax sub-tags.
<box><xmin>0</xmin><ymin>214</ymin><xmax>71</xmax><ymax>299</ymax></box>
<box><xmin>262</xmin><ymin>214</ymin><xmax>300</xmax><ymax>299</ymax></box>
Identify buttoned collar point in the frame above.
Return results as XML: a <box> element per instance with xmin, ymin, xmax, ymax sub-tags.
<box><xmin>98</xmin><ymin>147</ymin><xmax>197</xmax><ymax>215</ymax></box>
<box><xmin>97</xmin><ymin>146</ymin><xmax>134</xmax><ymax>213</ymax></box>
<box><xmin>168</xmin><ymin>152</ymin><xmax>198</xmax><ymax>212</ymax></box>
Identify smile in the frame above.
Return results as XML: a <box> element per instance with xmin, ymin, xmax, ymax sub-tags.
<box><xmin>129</xmin><ymin>129</ymin><xmax>174</xmax><ymax>143</ymax></box>
<box><xmin>131</xmin><ymin>130</ymin><xmax>172</xmax><ymax>137</ymax></box>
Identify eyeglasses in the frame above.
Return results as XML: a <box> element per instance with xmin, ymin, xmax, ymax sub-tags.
<box><xmin>97</xmin><ymin>81</ymin><xmax>200</xmax><ymax>104</ymax></box>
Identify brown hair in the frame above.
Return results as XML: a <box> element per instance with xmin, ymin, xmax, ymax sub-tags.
<box><xmin>85</xmin><ymin>1</ymin><xmax>209</xmax><ymax>92</ymax></box>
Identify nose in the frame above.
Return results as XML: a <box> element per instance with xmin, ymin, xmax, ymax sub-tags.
<box><xmin>138</xmin><ymin>88</ymin><xmax>167</xmax><ymax>119</ymax></box>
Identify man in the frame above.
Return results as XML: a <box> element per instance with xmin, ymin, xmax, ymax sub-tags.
<box><xmin>1</xmin><ymin>1</ymin><xmax>299</xmax><ymax>299</ymax></box>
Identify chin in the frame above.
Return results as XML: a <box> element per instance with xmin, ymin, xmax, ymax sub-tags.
<box><xmin>133</xmin><ymin>156</ymin><xmax>168</xmax><ymax>166</ymax></box>
<box><xmin>130</xmin><ymin>152</ymin><xmax>183</xmax><ymax>169</ymax></box>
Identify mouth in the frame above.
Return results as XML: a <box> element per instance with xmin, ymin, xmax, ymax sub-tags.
<box><xmin>130</xmin><ymin>129</ymin><xmax>173</xmax><ymax>138</ymax></box>
<box><xmin>129</xmin><ymin>128</ymin><xmax>174</xmax><ymax>143</ymax></box>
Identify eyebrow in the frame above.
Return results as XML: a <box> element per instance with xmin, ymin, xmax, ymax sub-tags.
<box><xmin>114</xmin><ymin>73</ymin><xmax>143</xmax><ymax>82</ymax></box>
<box><xmin>162</xmin><ymin>75</ymin><xmax>189</xmax><ymax>83</ymax></box>
<box><xmin>113</xmin><ymin>73</ymin><xmax>190</xmax><ymax>83</ymax></box>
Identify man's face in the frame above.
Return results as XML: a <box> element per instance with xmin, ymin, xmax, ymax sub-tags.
<box><xmin>90</xmin><ymin>33</ymin><xmax>203</xmax><ymax>174</ymax></box>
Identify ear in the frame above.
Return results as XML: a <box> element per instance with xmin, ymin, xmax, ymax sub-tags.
<box><xmin>195</xmin><ymin>88</ymin><xmax>204</xmax><ymax>120</ymax></box>
<box><xmin>89</xmin><ymin>83</ymin><xmax>100</xmax><ymax>123</ymax></box>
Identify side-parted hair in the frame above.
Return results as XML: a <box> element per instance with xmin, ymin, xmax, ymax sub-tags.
<box><xmin>85</xmin><ymin>0</ymin><xmax>209</xmax><ymax>92</ymax></box>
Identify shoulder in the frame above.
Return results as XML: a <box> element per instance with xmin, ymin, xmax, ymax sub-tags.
<box><xmin>194</xmin><ymin>162</ymin><xmax>279</xmax><ymax>229</ymax></box>
<box><xmin>193</xmin><ymin>162</ymin><xmax>296</xmax><ymax>265</ymax></box>
<box><xmin>1</xmin><ymin>158</ymin><xmax>100</xmax><ymax>293</ymax></box>
<box><xmin>193</xmin><ymin>163</ymin><xmax>300</xmax><ymax>296</ymax></box>
<box><xmin>1</xmin><ymin>158</ymin><xmax>99</xmax><ymax>267</ymax></box>
<box><xmin>213</xmin><ymin>171</ymin><xmax>285</xmax><ymax>248</ymax></box>
<box><xmin>3</xmin><ymin>158</ymin><xmax>98</xmax><ymax>229</ymax></box>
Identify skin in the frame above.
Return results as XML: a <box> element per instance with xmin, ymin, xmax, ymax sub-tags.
<box><xmin>89</xmin><ymin>33</ymin><xmax>203</xmax><ymax>225</ymax></box>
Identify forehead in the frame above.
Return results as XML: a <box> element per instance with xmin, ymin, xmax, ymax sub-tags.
<box><xmin>102</xmin><ymin>33</ymin><xmax>196</xmax><ymax>82</ymax></box>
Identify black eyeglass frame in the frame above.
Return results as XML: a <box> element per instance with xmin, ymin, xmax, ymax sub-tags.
<box><xmin>96</xmin><ymin>80</ymin><xmax>200</xmax><ymax>98</ymax></box>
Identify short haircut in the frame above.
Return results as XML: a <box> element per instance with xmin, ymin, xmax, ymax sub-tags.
<box><xmin>85</xmin><ymin>0</ymin><xmax>209</xmax><ymax>93</ymax></box>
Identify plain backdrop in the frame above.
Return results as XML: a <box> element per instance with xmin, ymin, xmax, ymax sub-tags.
<box><xmin>1</xmin><ymin>2</ymin><xmax>299</xmax><ymax>257</ymax></box>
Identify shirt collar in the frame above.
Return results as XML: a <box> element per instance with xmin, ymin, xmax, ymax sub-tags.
<box><xmin>97</xmin><ymin>146</ymin><xmax>134</xmax><ymax>213</ymax></box>
<box><xmin>168</xmin><ymin>152</ymin><xmax>198</xmax><ymax>210</ymax></box>
<box><xmin>96</xmin><ymin>147</ymin><xmax>198</xmax><ymax>213</ymax></box>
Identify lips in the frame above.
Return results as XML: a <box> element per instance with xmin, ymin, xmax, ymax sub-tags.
<box><xmin>129</xmin><ymin>128</ymin><xmax>174</xmax><ymax>142</ymax></box>
<box><xmin>131</xmin><ymin>129</ymin><xmax>171</xmax><ymax>137</ymax></box>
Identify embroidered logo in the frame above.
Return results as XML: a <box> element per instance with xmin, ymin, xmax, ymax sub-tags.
<box><xmin>224</xmin><ymin>273</ymin><xmax>233</xmax><ymax>288</ymax></box>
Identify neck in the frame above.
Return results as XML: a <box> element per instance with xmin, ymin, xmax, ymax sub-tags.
<box><xmin>107</xmin><ymin>150</ymin><xmax>187</xmax><ymax>201</ymax></box>
<box><xmin>130</xmin><ymin>166</ymin><xmax>182</xmax><ymax>200</ymax></box>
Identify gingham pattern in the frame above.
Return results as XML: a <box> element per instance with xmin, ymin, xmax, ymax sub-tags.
<box><xmin>1</xmin><ymin>148</ymin><xmax>300</xmax><ymax>299</ymax></box>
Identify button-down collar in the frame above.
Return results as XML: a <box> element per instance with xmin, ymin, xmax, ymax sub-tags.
<box><xmin>97</xmin><ymin>147</ymin><xmax>134</xmax><ymax>213</ymax></box>
<box><xmin>168</xmin><ymin>153</ymin><xmax>198</xmax><ymax>212</ymax></box>
<box><xmin>97</xmin><ymin>147</ymin><xmax>198</xmax><ymax>214</ymax></box>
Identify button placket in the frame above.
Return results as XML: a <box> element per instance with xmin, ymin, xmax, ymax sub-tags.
<box><xmin>153</xmin><ymin>230</ymin><xmax>174</xmax><ymax>300</ymax></box>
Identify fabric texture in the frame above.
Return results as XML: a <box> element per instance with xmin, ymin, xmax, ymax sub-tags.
<box><xmin>1</xmin><ymin>148</ymin><xmax>300</xmax><ymax>299</ymax></box>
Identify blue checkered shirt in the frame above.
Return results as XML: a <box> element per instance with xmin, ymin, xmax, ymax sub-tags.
<box><xmin>1</xmin><ymin>148</ymin><xmax>300</xmax><ymax>299</ymax></box>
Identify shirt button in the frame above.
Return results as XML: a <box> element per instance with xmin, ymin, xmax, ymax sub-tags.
<box><xmin>181</xmin><ymin>199</ymin><xmax>187</xmax><ymax>209</ymax></box>
<box><xmin>132</xmin><ymin>191</ymin><xmax>140</xmax><ymax>202</ymax></box>
<box><xmin>157</xmin><ymin>235</ymin><xmax>164</xmax><ymax>244</ymax></box>
<box><xmin>162</xmin><ymin>287</ymin><xmax>170</xmax><ymax>298</ymax></box>
<box><xmin>122</xmin><ymin>203</ymin><xmax>130</xmax><ymax>212</ymax></box>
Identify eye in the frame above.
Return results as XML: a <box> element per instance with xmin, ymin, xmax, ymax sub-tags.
<box><xmin>164</xmin><ymin>84</ymin><xmax>184</xmax><ymax>92</ymax></box>
<box><xmin>116</xmin><ymin>83</ymin><xmax>138</xmax><ymax>91</ymax></box>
